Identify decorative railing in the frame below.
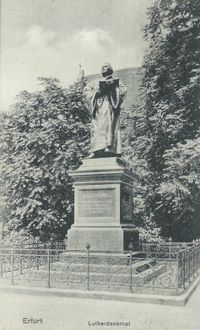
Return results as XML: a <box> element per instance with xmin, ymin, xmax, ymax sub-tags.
<box><xmin>141</xmin><ymin>241</ymin><xmax>198</xmax><ymax>257</ymax></box>
<box><xmin>0</xmin><ymin>241</ymin><xmax>66</xmax><ymax>250</ymax></box>
<box><xmin>177</xmin><ymin>244</ymin><xmax>200</xmax><ymax>289</ymax></box>
<box><xmin>0</xmin><ymin>242</ymin><xmax>200</xmax><ymax>295</ymax></box>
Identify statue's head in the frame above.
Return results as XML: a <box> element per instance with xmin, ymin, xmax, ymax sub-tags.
<box><xmin>101</xmin><ymin>63</ymin><xmax>113</xmax><ymax>77</ymax></box>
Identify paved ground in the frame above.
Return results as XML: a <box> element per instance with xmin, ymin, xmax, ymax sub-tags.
<box><xmin>0</xmin><ymin>285</ymin><xmax>200</xmax><ymax>330</ymax></box>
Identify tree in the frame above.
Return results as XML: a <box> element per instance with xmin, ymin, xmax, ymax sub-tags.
<box><xmin>134</xmin><ymin>0</ymin><xmax>200</xmax><ymax>240</ymax></box>
<box><xmin>143</xmin><ymin>0</ymin><xmax>200</xmax><ymax>168</ymax></box>
<box><xmin>0</xmin><ymin>77</ymin><xmax>90</xmax><ymax>241</ymax></box>
<box><xmin>120</xmin><ymin>102</ymin><xmax>161</xmax><ymax>242</ymax></box>
<box><xmin>155</xmin><ymin>137</ymin><xmax>200</xmax><ymax>240</ymax></box>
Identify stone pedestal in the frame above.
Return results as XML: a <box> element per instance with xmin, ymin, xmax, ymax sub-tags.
<box><xmin>67</xmin><ymin>157</ymin><xmax>139</xmax><ymax>251</ymax></box>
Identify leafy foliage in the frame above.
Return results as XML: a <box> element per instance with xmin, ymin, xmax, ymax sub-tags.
<box><xmin>129</xmin><ymin>0</ymin><xmax>200</xmax><ymax>240</ymax></box>
<box><xmin>143</xmin><ymin>0</ymin><xmax>200</xmax><ymax>169</ymax></box>
<box><xmin>121</xmin><ymin>105</ymin><xmax>161</xmax><ymax>242</ymax></box>
<box><xmin>0</xmin><ymin>77</ymin><xmax>90</xmax><ymax>241</ymax></box>
<box><xmin>155</xmin><ymin>137</ymin><xmax>200</xmax><ymax>240</ymax></box>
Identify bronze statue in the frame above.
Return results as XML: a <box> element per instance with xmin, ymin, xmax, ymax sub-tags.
<box><xmin>84</xmin><ymin>63</ymin><xmax>127</xmax><ymax>158</ymax></box>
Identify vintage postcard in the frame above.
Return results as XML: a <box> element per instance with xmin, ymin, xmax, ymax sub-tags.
<box><xmin>0</xmin><ymin>0</ymin><xmax>200</xmax><ymax>329</ymax></box>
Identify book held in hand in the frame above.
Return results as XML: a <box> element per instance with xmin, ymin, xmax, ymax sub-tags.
<box><xmin>99</xmin><ymin>78</ymin><xmax>119</xmax><ymax>94</ymax></box>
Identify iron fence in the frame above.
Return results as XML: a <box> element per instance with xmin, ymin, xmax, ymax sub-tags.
<box><xmin>0</xmin><ymin>242</ymin><xmax>200</xmax><ymax>295</ymax></box>
<box><xmin>0</xmin><ymin>241</ymin><xmax>66</xmax><ymax>250</ymax></box>
<box><xmin>178</xmin><ymin>244</ymin><xmax>200</xmax><ymax>289</ymax></box>
<box><xmin>141</xmin><ymin>241</ymin><xmax>197</xmax><ymax>258</ymax></box>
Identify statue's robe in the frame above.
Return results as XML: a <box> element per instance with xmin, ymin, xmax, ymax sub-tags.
<box><xmin>84</xmin><ymin>77</ymin><xmax>127</xmax><ymax>154</ymax></box>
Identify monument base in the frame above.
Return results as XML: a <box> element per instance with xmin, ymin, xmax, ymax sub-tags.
<box><xmin>68</xmin><ymin>225</ymin><xmax>139</xmax><ymax>251</ymax></box>
<box><xmin>68</xmin><ymin>157</ymin><xmax>139</xmax><ymax>252</ymax></box>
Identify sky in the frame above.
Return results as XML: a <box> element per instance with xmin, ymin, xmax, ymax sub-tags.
<box><xmin>1</xmin><ymin>0</ymin><xmax>153</xmax><ymax>111</ymax></box>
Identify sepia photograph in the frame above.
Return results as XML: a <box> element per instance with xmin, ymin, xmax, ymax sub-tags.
<box><xmin>0</xmin><ymin>0</ymin><xmax>200</xmax><ymax>329</ymax></box>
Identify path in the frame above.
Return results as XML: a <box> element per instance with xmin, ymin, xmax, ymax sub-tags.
<box><xmin>0</xmin><ymin>285</ymin><xmax>200</xmax><ymax>330</ymax></box>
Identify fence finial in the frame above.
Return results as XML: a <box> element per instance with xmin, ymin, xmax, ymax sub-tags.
<box><xmin>86</xmin><ymin>243</ymin><xmax>91</xmax><ymax>250</ymax></box>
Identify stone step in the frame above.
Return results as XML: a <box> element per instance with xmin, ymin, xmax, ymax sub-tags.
<box><xmin>59</xmin><ymin>251</ymin><xmax>146</xmax><ymax>265</ymax></box>
<box><xmin>47</xmin><ymin>259</ymin><xmax>156</xmax><ymax>274</ymax></box>
<box><xmin>19</xmin><ymin>264</ymin><xmax>166</xmax><ymax>286</ymax></box>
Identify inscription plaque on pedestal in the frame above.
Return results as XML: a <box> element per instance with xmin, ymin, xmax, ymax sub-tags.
<box><xmin>78</xmin><ymin>189</ymin><xmax>115</xmax><ymax>218</ymax></box>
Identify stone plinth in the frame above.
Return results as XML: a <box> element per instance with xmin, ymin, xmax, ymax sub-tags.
<box><xmin>67</xmin><ymin>157</ymin><xmax>139</xmax><ymax>251</ymax></box>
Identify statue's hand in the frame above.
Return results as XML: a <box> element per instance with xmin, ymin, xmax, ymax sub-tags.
<box><xmin>94</xmin><ymin>86</ymin><xmax>101</xmax><ymax>95</ymax></box>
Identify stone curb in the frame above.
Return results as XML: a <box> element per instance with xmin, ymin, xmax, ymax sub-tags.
<box><xmin>0</xmin><ymin>276</ymin><xmax>199</xmax><ymax>306</ymax></box>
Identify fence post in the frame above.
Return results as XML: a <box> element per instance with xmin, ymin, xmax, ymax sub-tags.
<box><xmin>0</xmin><ymin>243</ymin><xmax>3</xmax><ymax>278</ymax></box>
<box><xmin>188</xmin><ymin>250</ymin><xmax>191</xmax><ymax>283</ymax></box>
<box><xmin>129</xmin><ymin>242</ymin><xmax>133</xmax><ymax>293</ymax></box>
<box><xmin>169</xmin><ymin>237</ymin><xmax>172</xmax><ymax>260</ymax></box>
<box><xmin>19</xmin><ymin>243</ymin><xmax>23</xmax><ymax>275</ymax></box>
<box><xmin>192</xmin><ymin>246</ymin><xmax>194</xmax><ymax>278</ymax></box>
<box><xmin>86</xmin><ymin>243</ymin><xmax>90</xmax><ymax>290</ymax></box>
<box><xmin>196</xmin><ymin>245</ymin><xmax>198</xmax><ymax>273</ymax></box>
<box><xmin>198</xmin><ymin>244</ymin><xmax>200</xmax><ymax>273</ymax></box>
<box><xmin>183</xmin><ymin>250</ymin><xmax>186</xmax><ymax>289</ymax></box>
<box><xmin>176</xmin><ymin>252</ymin><xmax>180</xmax><ymax>292</ymax></box>
<box><xmin>47</xmin><ymin>248</ymin><xmax>51</xmax><ymax>288</ymax></box>
<box><xmin>35</xmin><ymin>237</ymin><xmax>39</xmax><ymax>270</ymax></box>
<box><xmin>11</xmin><ymin>245</ymin><xmax>14</xmax><ymax>285</ymax></box>
<box><xmin>146</xmin><ymin>243</ymin><xmax>149</xmax><ymax>259</ymax></box>
<box><xmin>50</xmin><ymin>238</ymin><xmax>54</xmax><ymax>250</ymax></box>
